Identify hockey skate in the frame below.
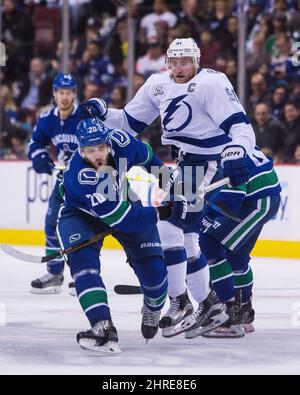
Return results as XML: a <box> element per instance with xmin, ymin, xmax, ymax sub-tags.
<box><xmin>141</xmin><ymin>303</ymin><xmax>161</xmax><ymax>340</ymax></box>
<box><xmin>68</xmin><ymin>281</ymin><xmax>76</xmax><ymax>296</ymax></box>
<box><xmin>31</xmin><ymin>272</ymin><xmax>64</xmax><ymax>294</ymax></box>
<box><xmin>159</xmin><ymin>290</ymin><xmax>194</xmax><ymax>338</ymax></box>
<box><xmin>183</xmin><ymin>290</ymin><xmax>228</xmax><ymax>339</ymax></box>
<box><xmin>241</xmin><ymin>299</ymin><xmax>255</xmax><ymax>333</ymax></box>
<box><xmin>77</xmin><ymin>320</ymin><xmax>121</xmax><ymax>354</ymax></box>
<box><xmin>202</xmin><ymin>298</ymin><xmax>245</xmax><ymax>339</ymax></box>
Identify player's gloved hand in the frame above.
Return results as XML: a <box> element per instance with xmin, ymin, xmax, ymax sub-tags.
<box><xmin>221</xmin><ymin>145</ymin><xmax>250</xmax><ymax>187</ymax></box>
<box><xmin>77</xmin><ymin>98</ymin><xmax>108</xmax><ymax>121</ymax></box>
<box><xmin>202</xmin><ymin>202</ymin><xmax>220</xmax><ymax>223</ymax></box>
<box><xmin>156</xmin><ymin>202</ymin><xmax>173</xmax><ymax>221</ymax></box>
<box><xmin>169</xmin><ymin>195</ymin><xmax>200</xmax><ymax>230</ymax></box>
<box><xmin>32</xmin><ymin>152</ymin><xmax>54</xmax><ymax>175</ymax></box>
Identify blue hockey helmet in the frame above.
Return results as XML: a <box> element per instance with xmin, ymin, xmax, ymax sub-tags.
<box><xmin>52</xmin><ymin>73</ymin><xmax>77</xmax><ymax>90</ymax></box>
<box><xmin>76</xmin><ymin>117</ymin><xmax>110</xmax><ymax>147</ymax></box>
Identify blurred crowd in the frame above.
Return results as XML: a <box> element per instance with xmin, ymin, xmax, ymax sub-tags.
<box><xmin>1</xmin><ymin>0</ymin><xmax>300</xmax><ymax>163</ymax></box>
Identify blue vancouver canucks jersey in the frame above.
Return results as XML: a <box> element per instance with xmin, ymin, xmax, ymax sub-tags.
<box><xmin>63</xmin><ymin>128</ymin><xmax>162</xmax><ymax>233</ymax></box>
<box><xmin>28</xmin><ymin>105</ymin><xmax>79</xmax><ymax>164</ymax></box>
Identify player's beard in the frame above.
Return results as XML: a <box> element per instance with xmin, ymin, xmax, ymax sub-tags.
<box><xmin>84</xmin><ymin>157</ymin><xmax>108</xmax><ymax>172</ymax></box>
<box><xmin>59</xmin><ymin>101</ymin><xmax>73</xmax><ymax>112</ymax></box>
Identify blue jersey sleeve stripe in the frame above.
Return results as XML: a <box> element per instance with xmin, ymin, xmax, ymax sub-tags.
<box><xmin>167</xmin><ymin>134</ymin><xmax>231</xmax><ymax>148</ymax></box>
<box><xmin>219</xmin><ymin>112</ymin><xmax>250</xmax><ymax>135</ymax></box>
<box><xmin>124</xmin><ymin>110</ymin><xmax>149</xmax><ymax>134</ymax></box>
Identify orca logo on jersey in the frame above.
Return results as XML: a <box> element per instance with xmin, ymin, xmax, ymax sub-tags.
<box><xmin>78</xmin><ymin>168</ymin><xmax>99</xmax><ymax>185</ymax></box>
<box><xmin>162</xmin><ymin>95</ymin><xmax>192</xmax><ymax>132</ymax></box>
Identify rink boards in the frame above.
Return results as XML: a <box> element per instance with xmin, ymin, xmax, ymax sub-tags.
<box><xmin>0</xmin><ymin>161</ymin><xmax>298</xmax><ymax>258</ymax></box>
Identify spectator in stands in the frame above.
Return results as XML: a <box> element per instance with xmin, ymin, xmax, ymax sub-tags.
<box><xmin>105</xmin><ymin>16</ymin><xmax>128</xmax><ymax>71</ymax></box>
<box><xmin>269</xmin><ymin>33</ymin><xmax>300</xmax><ymax>83</ymax></box>
<box><xmin>177</xmin><ymin>0</ymin><xmax>209</xmax><ymax>39</ymax></box>
<box><xmin>247</xmin><ymin>13</ymin><xmax>273</xmax><ymax>52</ymax></box>
<box><xmin>225</xmin><ymin>58</ymin><xmax>238</xmax><ymax>90</ymax></box>
<box><xmin>246</xmin><ymin>33</ymin><xmax>271</xmax><ymax>75</ymax></box>
<box><xmin>247</xmin><ymin>0</ymin><xmax>267</xmax><ymax>37</ymax></box>
<box><xmin>270</xmin><ymin>82</ymin><xmax>289</xmax><ymax>121</ymax></box>
<box><xmin>283</xmin><ymin>101</ymin><xmax>300</xmax><ymax>162</ymax></box>
<box><xmin>246</xmin><ymin>72</ymin><xmax>270</xmax><ymax>117</ymax></box>
<box><xmin>108</xmin><ymin>85</ymin><xmax>127</xmax><ymax>109</ymax></box>
<box><xmin>140</xmin><ymin>0</ymin><xmax>177</xmax><ymax>40</ymax></box>
<box><xmin>133</xmin><ymin>73</ymin><xmax>145</xmax><ymax>96</ymax></box>
<box><xmin>265</xmin><ymin>13</ymin><xmax>289</xmax><ymax>57</ymax></box>
<box><xmin>82</xmin><ymin>82</ymin><xmax>101</xmax><ymax>101</ymax></box>
<box><xmin>14</xmin><ymin>57</ymin><xmax>53</xmax><ymax>111</ymax></box>
<box><xmin>0</xmin><ymin>109</ymin><xmax>28</xmax><ymax>159</ymax></box>
<box><xmin>1</xmin><ymin>0</ymin><xmax>34</xmax><ymax>82</ymax></box>
<box><xmin>49</xmin><ymin>41</ymin><xmax>64</xmax><ymax>75</ymax></box>
<box><xmin>153</xmin><ymin>20</ymin><xmax>169</xmax><ymax>51</ymax></box>
<box><xmin>199</xmin><ymin>30</ymin><xmax>221</xmax><ymax>69</ymax></box>
<box><xmin>208</xmin><ymin>0</ymin><xmax>231</xmax><ymax>42</ymax></box>
<box><xmin>252</xmin><ymin>102</ymin><xmax>285</xmax><ymax>161</ymax></box>
<box><xmin>290</xmin><ymin>78</ymin><xmax>300</xmax><ymax>106</ymax></box>
<box><xmin>294</xmin><ymin>143</ymin><xmax>300</xmax><ymax>164</ymax></box>
<box><xmin>220</xmin><ymin>16</ymin><xmax>238</xmax><ymax>59</ymax></box>
<box><xmin>136</xmin><ymin>38</ymin><xmax>166</xmax><ymax>80</ymax></box>
<box><xmin>0</xmin><ymin>85</ymin><xmax>18</xmax><ymax>121</ymax></box>
<box><xmin>74</xmin><ymin>17</ymin><xmax>101</xmax><ymax>60</ymax></box>
<box><xmin>77</xmin><ymin>40</ymin><xmax>115</xmax><ymax>96</ymax></box>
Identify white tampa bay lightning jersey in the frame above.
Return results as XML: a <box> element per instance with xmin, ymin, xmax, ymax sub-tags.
<box><xmin>104</xmin><ymin>69</ymin><xmax>256</xmax><ymax>160</ymax></box>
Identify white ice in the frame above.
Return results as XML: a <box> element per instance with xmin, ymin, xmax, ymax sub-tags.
<box><xmin>0</xmin><ymin>246</ymin><xmax>300</xmax><ymax>375</ymax></box>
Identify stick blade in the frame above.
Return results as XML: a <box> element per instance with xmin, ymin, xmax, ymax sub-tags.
<box><xmin>0</xmin><ymin>244</ymin><xmax>43</xmax><ymax>263</ymax></box>
<box><xmin>114</xmin><ymin>285</ymin><xmax>142</xmax><ymax>295</ymax></box>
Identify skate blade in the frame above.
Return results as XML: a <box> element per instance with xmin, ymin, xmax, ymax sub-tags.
<box><xmin>68</xmin><ymin>288</ymin><xmax>77</xmax><ymax>297</ymax></box>
<box><xmin>78</xmin><ymin>339</ymin><xmax>122</xmax><ymax>354</ymax></box>
<box><xmin>202</xmin><ymin>325</ymin><xmax>245</xmax><ymax>339</ymax></box>
<box><xmin>185</xmin><ymin>311</ymin><xmax>229</xmax><ymax>339</ymax></box>
<box><xmin>30</xmin><ymin>286</ymin><xmax>62</xmax><ymax>295</ymax></box>
<box><xmin>162</xmin><ymin>322</ymin><xmax>189</xmax><ymax>338</ymax></box>
<box><xmin>180</xmin><ymin>315</ymin><xmax>197</xmax><ymax>331</ymax></box>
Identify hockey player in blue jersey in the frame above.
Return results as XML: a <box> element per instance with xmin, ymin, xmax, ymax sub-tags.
<box><xmin>76</xmin><ymin>37</ymin><xmax>257</xmax><ymax>337</ymax></box>
<box><xmin>192</xmin><ymin>148</ymin><xmax>281</xmax><ymax>339</ymax></box>
<box><xmin>56</xmin><ymin>117</ymin><xmax>168</xmax><ymax>352</ymax></box>
<box><xmin>28</xmin><ymin>73</ymin><xmax>79</xmax><ymax>294</ymax></box>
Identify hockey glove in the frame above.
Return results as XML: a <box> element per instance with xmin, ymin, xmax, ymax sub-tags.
<box><xmin>202</xmin><ymin>202</ymin><xmax>220</xmax><ymax>223</ymax></box>
<box><xmin>169</xmin><ymin>195</ymin><xmax>201</xmax><ymax>230</ymax></box>
<box><xmin>77</xmin><ymin>98</ymin><xmax>108</xmax><ymax>121</ymax></box>
<box><xmin>32</xmin><ymin>152</ymin><xmax>54</xmax><ymax>175</ymax></box>
<box><xmin>156</xmin><ymin>202</ymin><xmax>173</xmax><ymax>221</ymax></box>
<box><xmin>221</xmin><ymin>145</ymin><xmax>250</xmax><ymax>187</ymax></box>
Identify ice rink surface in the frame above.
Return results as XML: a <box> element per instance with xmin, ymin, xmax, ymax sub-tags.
<box><xmin>0</xmin><ymin>246</ymin><xmax>300</xmax><ymax>375</ymax></box>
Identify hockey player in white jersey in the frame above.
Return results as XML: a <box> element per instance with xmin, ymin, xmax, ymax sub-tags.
<box><xmin>77</xmin><ymin>38</ymin><xmax>256</xmax><ymax>337</ymax></box>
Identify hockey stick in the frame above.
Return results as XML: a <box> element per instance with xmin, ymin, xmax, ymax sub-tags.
<box><xmin>1</xmin><ymin>231</ymin><xmax>108</xmax><ymax>264</ymax></box>
<box><xmin>114</xmin><ymin>285</ymin><xmax>142</xmax><ymax>295</ymax></box>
